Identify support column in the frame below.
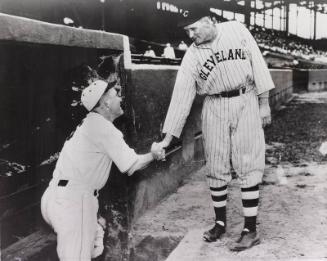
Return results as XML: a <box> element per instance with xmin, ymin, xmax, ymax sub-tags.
<box><xmin>263</xmin><ymin>0</ymin><xmax>266</xmax><ymax>27</ymax></box>
<box><xmin>280</xmin><ymin>0</ymin><xmax>282</xmax><ymax>31</ymax></box>
<box><xmin>313</xmin><ymin>5</ymin><xmax>317</xmax><ymax>40</ymax></box>
<box><xmin>285</xmin><ymin>0</ymin><xmax>289</xmax><ymax>35</ymax></box>
<box><xmin>272</xmin><ymin>1</ymin><xmax>274</xmax><ymax>29</ymax></box>
<box><xmin>244</xmin><ymin>0</ymin><xmax>251</xmax><ymax>27</ymax></box>
<box><xmin>254</xmin><ymin>0</ymin><xmax>257</xmax><ymax>27</ymax></box>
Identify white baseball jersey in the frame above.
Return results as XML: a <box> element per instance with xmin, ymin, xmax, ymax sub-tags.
<box><xmin>51</xmin><ymin>112</ymin><xmax>138</xmax><ymax>189</ymax></box>
<box><xmin>163</xmin><ymin>21</ymin><xmax>274</xmax><ymax>138</ymax></box>
<box><xmin>41</xmin><ymin>112</ymin><xmax>138</xmax><ymax>260</ymax></box>
<box><xmin>163</xmin><ymin>21</ymin><xmax>275</xmax><ymax>188</ymax></box>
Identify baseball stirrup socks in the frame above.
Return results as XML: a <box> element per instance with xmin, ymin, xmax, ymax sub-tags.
<box><xmin>241</xmin><ymin>184</ymin><xmax>259</xmax><ymax>232</ymax></box>
<box><xmin>210</xmin><ymin>185</ymin><xmax>227</xmax><ymax>226</ymax></box>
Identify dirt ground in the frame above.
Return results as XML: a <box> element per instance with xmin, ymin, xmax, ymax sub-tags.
<box><xmin>131</xmin><ymin>92</ymin><xmax>327</xmax><ymax>261</ymax></box>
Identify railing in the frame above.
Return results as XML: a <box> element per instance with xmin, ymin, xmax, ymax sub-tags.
<box><xmin>132</xmin><ymin>54</ymin><xmax>181</xmax><ymax>65</ymax></box>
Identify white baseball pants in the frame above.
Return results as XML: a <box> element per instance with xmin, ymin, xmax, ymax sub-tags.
<box><xmin>41</xmin><ymin>184</ymin><xmax>99</xmax><ymax>260</ymax></box>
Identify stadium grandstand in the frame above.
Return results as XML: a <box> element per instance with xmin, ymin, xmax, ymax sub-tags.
<box><xmin>1</xmin><ymin>0</ymin><xmax>327</xmax><ymax>67</ymax></box>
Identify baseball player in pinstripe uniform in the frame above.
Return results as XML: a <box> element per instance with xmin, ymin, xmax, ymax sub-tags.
<box><xmin>41</xmin><ymin>61</ymin><xmax>165</xmax><ymax>260</ymax></box>
<box><xmin>157</xmin><ymin>6</ymin><xmax>274</xmax><ymax>251</ymax></box>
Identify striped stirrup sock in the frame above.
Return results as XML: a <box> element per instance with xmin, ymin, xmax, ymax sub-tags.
<box><xmin>241</xmin><ymin>184</ymin><xmax>259</xmax><ymax>232</ymax></box>
<box><xmin>210</xmin><ymin>185</ymin><xmax>227</xmax><ymax>226</ymax></box>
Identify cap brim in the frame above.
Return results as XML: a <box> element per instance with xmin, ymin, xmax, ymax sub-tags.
<box><xmin>177</xmin><ymin>13</ymin><xmax>211</xmax><ymax>28</ymax></box>
<box><xmin>177</xmin><ymin>18</ymin><xmax>200</xmax><ymax>28</ymax></box>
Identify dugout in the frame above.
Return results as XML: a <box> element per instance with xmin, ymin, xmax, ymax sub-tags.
<box><xmin>0</xmin><ymin>13</ymin><xmax>130</xmax><ymax>260</ymax></box>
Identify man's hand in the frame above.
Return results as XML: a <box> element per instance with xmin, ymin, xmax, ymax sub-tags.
<box><xmin>151</xmin><ymin>142</ymin><xmax>166</xmax><ymax>161</ymax></box>
<box><xmin>258</xmin><ymin>91</ymin><xmax>271</xmax><ymax>128</ymax></box>
<box><xmin>157</xmin><ymin>134</ymin><xmax>173</xmax><ymax>150</ymax></box>
<box><xmin>259</xmin><ymin>103</ymin><xmax>271</xmax><ymax>127</ymax></box>
<box><xmin>151</xmin><ymin>134</ymin><xmax>173</xmax><ymax>161</ymax></box>
<box><xmin>156</xmin><ymin>140</ymin><xmax>170</xmax><ymax>150</ymax></box>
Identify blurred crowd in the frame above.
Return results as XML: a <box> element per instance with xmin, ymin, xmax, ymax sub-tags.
<box><xmin>132</xmin><ymin>25</ymin><xmax>327</xmax><ymax>68</ymax></box>
<box><xmin>251</xmin><ymin>27</ymin><xmax>327</xmax><ymax>64</ymax></box>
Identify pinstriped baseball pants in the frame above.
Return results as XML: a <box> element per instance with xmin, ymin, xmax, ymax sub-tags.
<box><xmin>202</xmin><ymin>90</ymin><xmax>265</xmax><ymax>188</ymax></box>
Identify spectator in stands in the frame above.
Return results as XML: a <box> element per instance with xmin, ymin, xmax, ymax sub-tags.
<box><xmin>41</xmin><ymin>57</ymin><xmax>165</xmax><ymax>261</ymax></box>
<box><xmin>178</xmin><ymin>40</ymin><xmax>188</xmax><ymax>51</ymax></box>
<box><xmin>162</xmin><ymin>43</ymin><xmax>176</xmax><ymax>59</ymax></box>
<box><xmin>144</xmin><ymin>45</ymin><xmax>156</xmax><ymax>57</ymax></box>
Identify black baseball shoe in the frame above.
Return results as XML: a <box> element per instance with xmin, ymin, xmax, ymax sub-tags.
<box><xmin>229</xmin><ymin>229</ymin><xmax>260</xmax><ymax>251</ymax></box>
<box><xmin>203</xmin><ymin>223</ymin><xmax>225</xmax><ymax>242</ymax></box>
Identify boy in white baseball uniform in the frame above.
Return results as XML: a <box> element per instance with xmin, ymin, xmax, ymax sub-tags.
<box><xmin>41</xmin><ymin>69</ymin><xmax>164</xmax><ymax>260</ymax></box>
<box><xmin>157</xmin><ymin>6</ymin><xmax>274</xmax><ymax>251</ymax></box>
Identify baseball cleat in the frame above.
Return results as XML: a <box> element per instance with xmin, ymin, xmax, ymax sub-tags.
<box><xmin>229</xmin><ymin>230</ymin><xmax>260</xmax><ymax>251</ymax></box>
<box><xmin>203</xmin><ymin>223</ymin><xmax>225</xmax><ymax>242</ymax></box>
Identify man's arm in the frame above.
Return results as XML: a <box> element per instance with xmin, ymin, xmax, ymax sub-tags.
<box><xmin>237</xmin><ymin>23</ymin><xmax>273</xmax><ymax>127</ymax></box>
<box><xmin>158</xmin><ymin>133</ymin><xmax>173</xmax><ymax>148</ymax></box>
<box><xmin>162</xmin><ymin>49</ymin><xmax>197</xmax><ymax>138</ymax></box>
<box><xmin>156</xmin><ymin>50</ymin><xmax>197</xmax><ymax>156</ymax></box>
<box><xmin>239</xmin><ymin>23</ymin><xmax>275</xmax><ymax>95</ymax></box>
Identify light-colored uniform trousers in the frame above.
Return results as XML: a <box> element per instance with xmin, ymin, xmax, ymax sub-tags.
<box><xmin>41</xmin><ymin>180</ymin><xmax>99</xmax><ymax>261</ymax></box>
<box><xmin>202</xmin><ymin>89</ymin><xmax>265</xmax><ymax>188</ymax></box>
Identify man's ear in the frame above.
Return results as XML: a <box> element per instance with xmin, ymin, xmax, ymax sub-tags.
<box><xmin>104</xmin><ymin>100</ymin><xmax>111</xmax><ymax>109</ymax></box>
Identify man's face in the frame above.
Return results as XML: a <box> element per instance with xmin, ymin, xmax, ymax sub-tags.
<box><xmin>102</xmin><ymin>82</ymin><xmax>124</xmax><ymax>118</ymax></box>
<box><xmin>184</xmin><ymin>17</ymin><xmax>215</xmax><ymax>45</ymax></box>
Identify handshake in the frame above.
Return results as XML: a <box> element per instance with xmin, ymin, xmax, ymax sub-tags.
<box><xmin>151</xmin><ymin>141</ymin><xmax>167</xmax><ymax>161</ymax></box>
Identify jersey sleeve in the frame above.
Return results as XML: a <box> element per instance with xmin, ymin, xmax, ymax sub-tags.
<box><xmin>98</xmin><ymin>122</ymin><xmax>138</xmax><ymax>173</ymax></box>
<box><xmin>162</xmin><ymin>49</ymin><xmax>197</xmax><ymax>138</ymax></box>
<box><xmin>239</xmin><ymin>23</ymin><xmax>275</xmax><ymax>95</ymax></box>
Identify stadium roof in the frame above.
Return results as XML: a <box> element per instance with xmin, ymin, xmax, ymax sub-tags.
<box><xmin>171</xmin><ymin>0</ymin><xmax>327</xmax><ymax>15</ymax></box>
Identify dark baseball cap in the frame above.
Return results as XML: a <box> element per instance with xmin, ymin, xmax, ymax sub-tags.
<box><xmin>177</xmin><ymin>4</ymin><xmax>211</xmax><ymax>28</ymax></box>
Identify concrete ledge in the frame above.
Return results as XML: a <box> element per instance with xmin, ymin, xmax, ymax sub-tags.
<box><xmin>270</xmin><ymin>69</ymin><xmax>293</xmax><ymax>110</ymax></box>
<box><xmin>2</xmin><ymin>230</ymin><xmax>57</xmax><ymax>261</ymax></box>
<box><xmin>0</xmin><ymin>13</ymin><xmax>125</xmax><ymax>50</ymax></box>
<box><xmin>130</xmin><ymin>234</ymin><xmax>182</xmax><ymax>261</ymax></box>
<box><xmin>307</xmin><ymin>69</ymin><xmax>327</xmax><ymax>92</ymax></box>
<box><xmin>166</xmin><ymin>229</ymin><xmax>229</xmax><ymax>261</ymax></box>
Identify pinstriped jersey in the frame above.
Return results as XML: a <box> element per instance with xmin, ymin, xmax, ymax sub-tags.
<box><xmin>163</xmin><ymin>21</ymin><xmax>275</xmax><ymax>138</ymax></box>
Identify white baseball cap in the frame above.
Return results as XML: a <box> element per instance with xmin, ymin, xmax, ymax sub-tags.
<box><xmin>81</xmin><ymin>80</ymin><xmax>108</xmax><ymax>111</ymax></box>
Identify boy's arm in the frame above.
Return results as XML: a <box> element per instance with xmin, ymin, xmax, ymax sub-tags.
<box><xmin>127</xmin><ymin>153</ymin><xmax>154</xmax><ymax>176</ymax></box>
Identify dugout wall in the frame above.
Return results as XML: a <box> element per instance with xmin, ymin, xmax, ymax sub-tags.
<box><xmin>0</xmin><ymin>13</ymin><xmax>131</xmax><ymax>261</ymax></box>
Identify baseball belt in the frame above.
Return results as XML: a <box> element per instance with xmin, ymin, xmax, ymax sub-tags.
<box><xmin>211</xmin><ymin>87</ymin><xmax>246</xmax><ymax>98</ymax></box>
<box><xmin>58</xmin><ymin>179</ymin><xmax>99</xmax><ymax>197</ymax></box>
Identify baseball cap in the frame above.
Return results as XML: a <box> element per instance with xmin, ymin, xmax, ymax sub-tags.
<box><xmin>81</xmin><ymin>80</ymin><xmax>108</xmax><ymax>111</ymax></box>
<box><xmin>178</xmin><ymin>4</ymin><xmax>211</xmax><ymax>28</ymax></box>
